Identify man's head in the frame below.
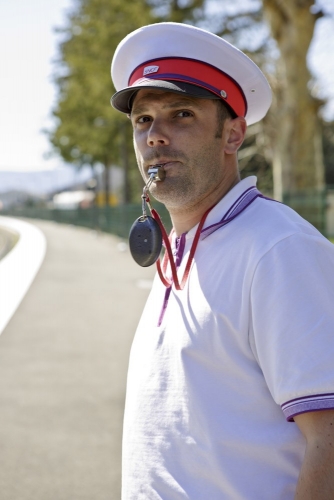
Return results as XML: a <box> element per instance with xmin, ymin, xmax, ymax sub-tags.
<box><xmin>110</xmin><ymin>23</ymin><xmax>271</xmax><ymax>215</ymax></box>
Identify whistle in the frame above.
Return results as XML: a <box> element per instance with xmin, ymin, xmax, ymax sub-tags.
<box><xmin>147</xmin><ymin>165</ymin><xmax>166</xmax><ymax>182</ymax></box>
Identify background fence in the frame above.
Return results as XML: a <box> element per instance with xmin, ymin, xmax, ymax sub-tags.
<box><xmin>1</xmin><ymin>203</ymin><xmax>173</xmax><ymax>240</ymax></box>
<box><xmin>2</xmin><ymin>188</ymin><xmax>334</xmax><ymax>239</ymax></box>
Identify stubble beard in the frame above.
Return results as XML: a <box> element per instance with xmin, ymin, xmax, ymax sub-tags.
<box><xmin>137</xmin><ymin>139</ymin><xmax>224</xmax><ymax>212</ymax></box>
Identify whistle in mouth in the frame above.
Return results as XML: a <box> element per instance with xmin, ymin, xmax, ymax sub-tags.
<box><xmin>147</xmin><ymin>165</ymin><xmax>166</xmax><ymax>182</ymax></box>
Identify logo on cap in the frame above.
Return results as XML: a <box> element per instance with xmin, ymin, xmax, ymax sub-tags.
<box><xmin>143</xmin><ymin>65</ymin><xmax>159</xmax><ymax>76</ymax></box>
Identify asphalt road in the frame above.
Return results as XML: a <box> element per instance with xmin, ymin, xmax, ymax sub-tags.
<box><xmin>0</xmin><ymin>220</ymin><xmax>155</xmax><ymax>500</ymax></box>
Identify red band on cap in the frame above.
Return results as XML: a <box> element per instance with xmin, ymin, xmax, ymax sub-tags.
<box><xmin>129</xmin><ymin>57</ymin><xmax>247</xmax><ymax>117</ymax></box>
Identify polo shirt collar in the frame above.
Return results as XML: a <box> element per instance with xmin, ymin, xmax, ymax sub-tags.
<box><xmin>185</xmin><ymin>176</ymin><xmax>258</xmax><ymax>241</ymax></box>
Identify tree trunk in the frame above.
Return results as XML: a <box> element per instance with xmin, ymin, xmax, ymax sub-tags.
<box><xmin>262</xmin><ymin>0</ymin><xmax>325</xmax><ymax>197</ymax></box>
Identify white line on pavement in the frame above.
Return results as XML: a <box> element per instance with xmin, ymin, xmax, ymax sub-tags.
<box><xmin>0</xmin><ymin>217</ymin><xmax>46</xmax><ymax>335</ymax></box>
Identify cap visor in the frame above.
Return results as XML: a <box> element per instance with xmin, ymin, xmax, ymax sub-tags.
<box><xmin>111</xmin><ymin>79</ymin><xmax>220</xmax><ymax>113</ymax></box>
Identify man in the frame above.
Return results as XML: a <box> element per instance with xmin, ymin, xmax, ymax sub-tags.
<box><xmin>111</xmin><ymin>23</ymin><xmax>334</xmax><ymax>499</ymax></box>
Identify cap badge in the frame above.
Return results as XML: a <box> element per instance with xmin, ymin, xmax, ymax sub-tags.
<box><xmin>143</xmin><ymin>65</ymin><xmax>159</xmax><ymax>76</ymax></box>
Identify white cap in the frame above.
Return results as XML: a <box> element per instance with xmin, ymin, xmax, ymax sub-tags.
<box><xmin>111</xmin><ymin>22</ymin><xmax>272</xmax><ymax>125</ymax></box>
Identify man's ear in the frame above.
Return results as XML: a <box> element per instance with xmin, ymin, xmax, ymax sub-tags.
<box><xmin>224</xmin><ymin>117</ymin><xmax>247</xmax><ymax>154</ymax></box>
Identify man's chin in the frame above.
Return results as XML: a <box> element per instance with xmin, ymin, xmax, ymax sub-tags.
<box><xmin>150</xmin><ymin>184</ymin><xmax>191</xmax><ymax>210</ymax></box>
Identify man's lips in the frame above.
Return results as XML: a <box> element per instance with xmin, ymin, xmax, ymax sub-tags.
<box><xmin>146</xmin><ymin>161</ymin><xmax>179</xmax><ymax>171</ymax></box>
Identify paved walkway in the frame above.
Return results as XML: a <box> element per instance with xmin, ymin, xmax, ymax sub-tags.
<box><xmin>0</xmin><ymin>220</ymin><xmax>155</xmax><ymax>500</ymax></box>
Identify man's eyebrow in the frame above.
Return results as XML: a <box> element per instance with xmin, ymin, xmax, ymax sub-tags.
<box><xmin>165</xmin><ymin>100</ymin><xmax>203</xmax><ymax>109</ymax></box>
<box><xmin>131</xmin><ymin>98</ymin><xmax>203</xmax><ymax>116</ymax></box>
<box><xmin>131</xmin><ymin>104</ymin><xmax>149</xmax><ymax>116</ymax></box>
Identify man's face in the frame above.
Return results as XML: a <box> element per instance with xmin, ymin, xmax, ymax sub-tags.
<box><xmin>130</xmin><ymin>89</ymin><xmax>235</xmax><ymax>211</ymax></box>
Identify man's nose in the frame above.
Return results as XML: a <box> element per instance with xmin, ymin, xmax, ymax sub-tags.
<box><xmin>147</xmin><ymin>120</ymin><xmax>170</xmax><ymax>147</ymax></box>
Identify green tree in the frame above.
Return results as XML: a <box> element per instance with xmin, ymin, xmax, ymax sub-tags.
<box><xmin>148</xmin><ymin>0</ymin><xmax>205</xmax><ymax>22</ymax></box>
<box><xmin>48</xmin><ymin>0</ymin><xmax>206</xmax><ymax>203</ymax></box>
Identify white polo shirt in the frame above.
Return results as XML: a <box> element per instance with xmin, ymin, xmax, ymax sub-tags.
<box><xmin>122</xmin><ymin>176</ymin><xmax>334</xmax><ymax>499</ymax></box>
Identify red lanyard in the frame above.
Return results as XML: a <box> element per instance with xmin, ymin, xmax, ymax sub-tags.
<box><xmin>150</xmin><ymin>205</ymin><xmax>214</xmax><ymax>290</ymax></box>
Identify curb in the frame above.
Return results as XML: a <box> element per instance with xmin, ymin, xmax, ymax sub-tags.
<box><xmin>0</xmin><ymin>217</ymin><xmax>46</xmax><ymax>335</ymax></box>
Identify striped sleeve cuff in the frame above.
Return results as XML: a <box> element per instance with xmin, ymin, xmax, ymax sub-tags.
<box><xmin>282</xmin><ymin>394</ymin><xmax>334</xmax><ymax>422</ymax></box>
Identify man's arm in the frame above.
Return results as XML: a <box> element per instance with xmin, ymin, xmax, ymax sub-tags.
<box><xmin>294</xmin><ymin>409</ymin><xmax>334</xmax><ymax>499</ymax></box>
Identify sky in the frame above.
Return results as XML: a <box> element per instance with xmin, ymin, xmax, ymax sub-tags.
<box><xmin>0</xmin><ymin>0</ymin><xmax>73</xmax><ymax>172</ymax></box>
<box><xmin>0</xmin><ymin>0</ymin><xmax>334</xmax><ymax>173</ymax></box>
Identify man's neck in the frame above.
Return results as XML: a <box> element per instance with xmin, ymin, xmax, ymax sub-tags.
<box><xmin>168</xmin><ymin>174</ymin><xmax>240</xmax><ymax>236</ymax></box>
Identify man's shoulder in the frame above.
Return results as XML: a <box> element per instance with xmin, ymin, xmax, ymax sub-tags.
<box><xmin>242</xmin><ymin>195</ymin><xmax>333</xmax><ymax>262</ymax></box>
<box><xmin>213</xmin><ymin>194</ymin><xmax>332</xmax><ymax>265</ymax></box>
<box><xmin>246</xmin><ymin>195</ymin><xmax>323</xmax><ymax>241</ymax></box>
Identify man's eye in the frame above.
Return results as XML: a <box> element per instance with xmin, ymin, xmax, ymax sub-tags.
<box><xmin>137</xmin><ymin>116</ymin><xmax>151</xmax><ymax>123</ymax></box>
<box><xmin>176</xmin><ymin>111</ymin><xmax>192</xmax><ymax>117</ymax></box>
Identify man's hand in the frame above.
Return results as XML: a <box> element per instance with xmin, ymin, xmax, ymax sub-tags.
<box><xmin>294</xmin><ymin>409</ymin><xmax>334</xmax><ymax>499</ymax></box>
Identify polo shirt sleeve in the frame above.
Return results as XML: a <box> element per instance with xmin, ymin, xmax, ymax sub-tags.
<box><xmin>250</xmin><ymin>232</ymin><xmax>334</xmax><ymax>421</ymax></box>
